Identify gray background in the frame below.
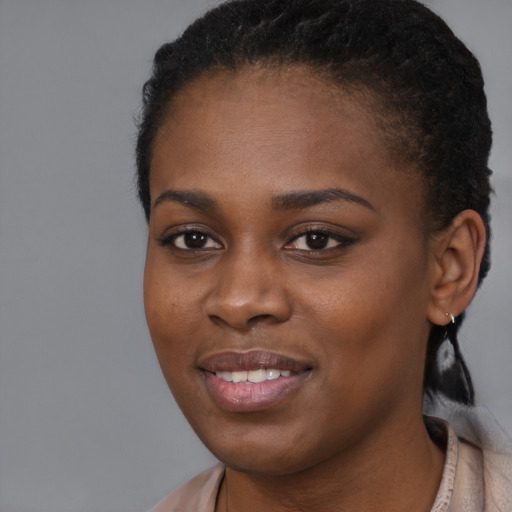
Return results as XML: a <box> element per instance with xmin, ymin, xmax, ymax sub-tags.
<box><xmin>0</xmin><ymin>0</ymin><xmax>510</xmax><ymax>511</ymax></box>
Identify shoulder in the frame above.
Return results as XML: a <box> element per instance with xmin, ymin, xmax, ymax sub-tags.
<box><xmin>149</xmin><ymin>464</ymin><xmax>225</xmax><ymax>512</ymax></box>
<box><xmin>454</xmin><ymin>431</ymin><xmax>512</xmax><ymax>511</ymax></box>
<box><xmin>425</xmin><ymin>397</ymin><xmax>512</xmax><ymax>511</ymax></box>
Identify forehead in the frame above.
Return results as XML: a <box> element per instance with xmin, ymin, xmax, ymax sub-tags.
<box><xmin>157</xmin><ymin>65</ymin><xmax>381</xmax><ymax>148</ymax></box>
<box><xmin>150</xmin><ymin>65</ymin><xmax>426</xmax><ymax>221</ymax></box>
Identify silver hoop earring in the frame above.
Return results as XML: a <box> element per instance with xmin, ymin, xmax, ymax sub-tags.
<box><xmin>445</xmin><ymin>312</ymin><xmax>455</xmax><ymax>324</ymax></box>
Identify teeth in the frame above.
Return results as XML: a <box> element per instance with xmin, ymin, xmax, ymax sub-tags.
<box><xmin>248</xmin><ymin>369</ymin><xmax>267</xmax><ymax>383</ymax></box>
<box><xmin>231</xmin><ymin>371</ymin><xmax>248</xmax><ymax>383</ymax></box>
<box><xmin>266</xmin><ymin>369</ymin><xmax>280</xmax><ymax>380</ymax></box>
<box><xmin>216</xmin><ymin>369</ymin><xmax>292</xmax><ymax>383</ymax></box>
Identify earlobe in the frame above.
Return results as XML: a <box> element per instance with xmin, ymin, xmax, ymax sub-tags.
<box><xmin>427</xmin><ymin>210</ymin><xmax>486</xmax><ymax>326</ymax></box>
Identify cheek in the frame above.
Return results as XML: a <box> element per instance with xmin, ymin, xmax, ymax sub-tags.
<box><xmin>144</xmin><ymin>276</ymin><xmax>203</xmax><ymax>414</ymax></box>
<box><xmin>143</xmin><ymin>254</ymin><xmax>198</xmax><ymax>368</ymax></box>
<box><xmin>300</xmin><ymin>245</ymin><xmax>429</xmax><ymax>392</ymax></box>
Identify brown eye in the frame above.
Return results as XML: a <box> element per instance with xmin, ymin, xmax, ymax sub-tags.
<box><xmin>304</xmin><ymin>232</ymin><xmax>329</xmax><ymax>250</ymax></box>
<box><xmin>181</xmin><ymin>232</ymin><xmax>208</xmax><ymax>248</ymax></box>
<box><xmin>286</xmin><ymin>230</ymin><xmax>356</xmax><ymax>251</ymax></box>
<box><xmin>159</xmin><ymin>230</ymin><xmax>222</xmax><ymax>250</ymax></box>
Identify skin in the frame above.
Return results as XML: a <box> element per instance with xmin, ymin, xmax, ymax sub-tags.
<box><xmin>144</xmin><ymin>66</ymin><xmax>485</xmax><ymax>511</ymax></box>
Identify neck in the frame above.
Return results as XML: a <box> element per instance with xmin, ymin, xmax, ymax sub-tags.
<box><xmin>216</xmin><ymin>412</ymin><xmax>445</xmax><ymax>512</ymax></box>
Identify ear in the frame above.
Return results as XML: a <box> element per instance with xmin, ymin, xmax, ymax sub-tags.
<box><xmin>427</xmin><ymin>210</ymin><xmax>487</xmax><ymax>326</ymax></box>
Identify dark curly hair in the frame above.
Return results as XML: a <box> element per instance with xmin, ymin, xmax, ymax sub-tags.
<box><xmin>136</xmin><ymin>0</ymin><xmax>493</xmax><ymax>405</ymax></box>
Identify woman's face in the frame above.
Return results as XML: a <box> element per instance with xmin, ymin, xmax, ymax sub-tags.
<box><xmin>144</xmin><ymin>66</ymin><xmax>436</xmax><ymax>475</ymax></box>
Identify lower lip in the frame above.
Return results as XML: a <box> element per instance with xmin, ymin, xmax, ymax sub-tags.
<box><xmin>204</xmin><ymin>372</ymin><xmax>311</xmax><ymax>412</ymax></box>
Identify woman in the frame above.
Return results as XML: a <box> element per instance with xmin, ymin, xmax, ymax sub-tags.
<box><xmin>136</xmin><ymin>0</ymin><xmax>512</xmax><ymax>510</ymax></box>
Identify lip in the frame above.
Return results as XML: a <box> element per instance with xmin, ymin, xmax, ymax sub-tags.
<box><xmin>199</xmin><ymin>350</ymin><xmax>314</xmax><ymax>412</ymax></box>
<box><xmin>199</xmin><ymin>349</ymin><xmax>313</xmax><ymax>373</ymax></box>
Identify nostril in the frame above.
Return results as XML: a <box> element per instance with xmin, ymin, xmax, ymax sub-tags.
<box><xmin>208</xmin><ymin>315</ymin><xmax>226</xmax><ymax>328</ymax></box>
<box><xmin>204</xmin><ymin>284</ymin><xmax>293</xmax><ymax>330</ymax></box>
<box><xmin>208</xmin><ymin>313</ymin><xmax>274</xmax><ymax>329</ymax></box>
<box><xmin>247</xmin><ymin>314</ymin><xmax>273</xmax><ymax>325</ymax></box>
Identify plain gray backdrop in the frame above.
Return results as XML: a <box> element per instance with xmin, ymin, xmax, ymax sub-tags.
<box><xmin>0</xmin><ymin>1</ymin><xmax>510</xmax><ymax>511</ymax></box>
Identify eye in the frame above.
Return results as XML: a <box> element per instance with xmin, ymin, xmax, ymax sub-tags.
<box><xmin>159</xmin><ymin>230</ymin><xmax>222</xmax><ymax>250</ymax></box>
<box><xmin>285</xmin><ymin>229</ymin><xmax>356</xmax><ymax>251</ymax></box>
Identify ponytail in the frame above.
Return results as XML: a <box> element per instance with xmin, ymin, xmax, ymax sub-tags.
<box><xmin>424</xmin><ymin>312</ymin><xmax>475</xmax><ymax>405</ymax></box>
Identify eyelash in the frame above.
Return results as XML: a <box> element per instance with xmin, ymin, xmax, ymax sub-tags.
<box><xmin>158</xmin><ymin>226</ymin><xmax>357</xmax><ymax>255</ymax></box>
<box><xmin>158</xmin><ymin>228</ymin><xmax>222</xmax><ymax>251</ymax></box>
<box><xmin>284</xmin><ymin>228</ymin><xmax>357</xmax><ymax>252</ymax></box>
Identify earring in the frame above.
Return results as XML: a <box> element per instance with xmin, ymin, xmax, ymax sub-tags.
<box><xmin>445</xmin><ymin>312</ymin><xmax>455</xmax><ymax>324</ymax></box>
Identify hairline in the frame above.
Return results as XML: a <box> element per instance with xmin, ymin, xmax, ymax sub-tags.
<box><xmin>146</xmin><ymin>60</ymin><xmax>434</xmax><ymax>232</ymax></box>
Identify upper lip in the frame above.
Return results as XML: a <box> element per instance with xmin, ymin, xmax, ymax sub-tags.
<box><xmin>198</xmin><ymin>349</ymin><xmax>314</xmax><ymax>373</ymax></box>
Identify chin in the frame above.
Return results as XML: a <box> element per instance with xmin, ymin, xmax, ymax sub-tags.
<box><xmin>190</xmin><ymin>414</ymin><xmax>337</xmax><ymax>477</ymax></box>
<box><xmin>213</xmin><ymin>447</ymin><xmax>316</xmax><ymax>477</ymax></box>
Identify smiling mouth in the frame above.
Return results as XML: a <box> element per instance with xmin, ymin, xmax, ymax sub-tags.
<box><xmin>199</xmin><ymin>349</ymin><xmax>313</xmax><ymax>373</ymax></box>
<box><xmin>215</xmin><ymin>368</ymin><xmax>292</xmax><ymax>383</ymax></box>
<box><xmin>199</xmin><ymin>350</ymin><xmax>313</xmax><ymax>412</ymax></box>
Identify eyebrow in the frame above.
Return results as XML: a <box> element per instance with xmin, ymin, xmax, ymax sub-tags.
<box><xmin>152</xmin><ymin>187</ymin><xmax>375</xmax><ymax>214</ymax></box>
<box><xmin>153</xmin><ymin>190</ymin><xmax>218</xmax><ymax>212</ymax></box>
<box><xmin>272</xmin><ymin>188</ymin><xmax>375</xmax><ymax>211</ymax></box>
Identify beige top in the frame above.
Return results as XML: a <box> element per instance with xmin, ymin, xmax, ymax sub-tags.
<box><xmin>151</xmin><ymin>407</ymin><xmax>512</xmax><ymax>512</ymax></box>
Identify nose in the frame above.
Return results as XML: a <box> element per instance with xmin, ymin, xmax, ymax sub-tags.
<box><xmin>204</xmin><ymin>249</ymin><xmax>292</xmax><ymax>331</ymax></box>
